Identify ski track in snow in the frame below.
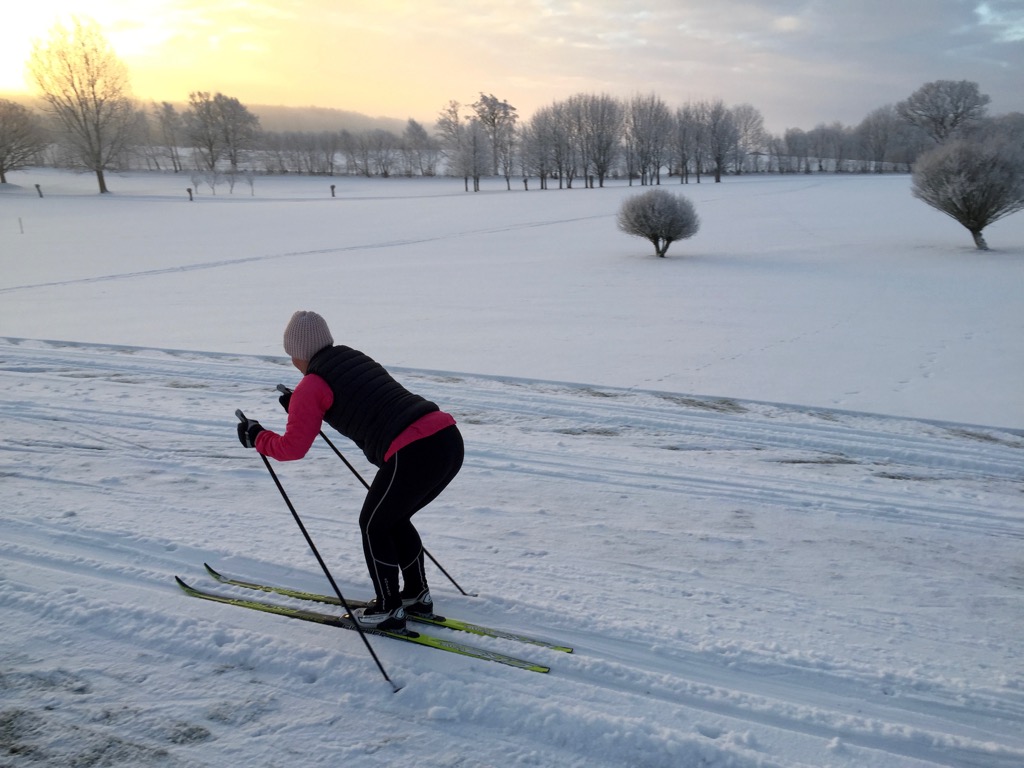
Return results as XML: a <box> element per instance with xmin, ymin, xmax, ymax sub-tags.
<box><xmin>1</xmin><ymin>337</ymin><xmax>1023</xmax><ymax>767</ymax></box>
<box><xmin>0</xmin><ymin>214</ymin><xmax>606</xmax><ymax>296</ymax></box>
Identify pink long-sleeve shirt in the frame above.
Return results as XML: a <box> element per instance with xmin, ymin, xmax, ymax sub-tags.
<box><xmin>255</xmin><ymin>373</ymin><xmax>455</xmax><ymax>463</ymax></box>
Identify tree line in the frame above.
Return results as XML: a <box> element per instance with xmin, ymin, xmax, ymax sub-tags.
<box><xmin>0</xmin><ymin>18</ymin><xmax>1020</xmax><ymax>194</ymax></box>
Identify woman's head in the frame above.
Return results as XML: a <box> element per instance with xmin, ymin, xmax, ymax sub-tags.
<box><xmin>283</xmin><ymin>310</ymin><xmax>333</xmax><ymax>363</ymax></box>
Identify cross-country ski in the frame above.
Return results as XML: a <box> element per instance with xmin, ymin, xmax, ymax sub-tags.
<box><xmin>202</xmin><ymin>563</ymin><xmax>573</xmax><ymax>653</ymax></box>
<box><xmin>176</xmin><ymin>577</ymin><xmax>551</xmax><ymax>674</ymax></box>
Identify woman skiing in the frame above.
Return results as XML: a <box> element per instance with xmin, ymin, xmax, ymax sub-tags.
<box><xmin>236</xmin><ymin>310</ymin><xmax>463</xmax><ymax>632</ymax></box>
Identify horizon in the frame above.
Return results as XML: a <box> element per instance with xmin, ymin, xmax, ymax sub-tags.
<box><xmin>3</xmin><ymin>1</ymin><xmax>1022</xmax><ymax>134</ymax></box>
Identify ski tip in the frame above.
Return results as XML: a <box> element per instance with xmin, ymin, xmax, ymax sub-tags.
<box><xmin>203</xmin><ymin>563</ymin><xmax>222</xmax><ymax>579</ymax></box>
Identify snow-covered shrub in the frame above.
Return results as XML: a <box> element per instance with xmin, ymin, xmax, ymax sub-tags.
<box><xmin>617</xmin><ymin>189</ymin><xmax>700</xmax><ymax>257</ymax></box>
<box><xmin>911</xmin><ymin>133</ymin><xmax>1024</xmax><ymax>250</ymax></box>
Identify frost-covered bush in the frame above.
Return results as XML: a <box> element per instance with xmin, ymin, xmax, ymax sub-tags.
<box><xmin>617</xmin><ymin>189</ymin><xmax>700</xmax><ymax>257</ymax></box>
<box><xmin>911</xmin><ymin>134</ymin><xmax>1024</xmax><ymax>250</ymax></box>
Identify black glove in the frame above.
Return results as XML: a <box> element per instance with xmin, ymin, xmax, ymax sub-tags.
<box><xmin>237</xmin><ymin>417</ymin><xmax>265</xmax><ymax>448</ymax></box>
<box><xmin>277</xmin><ymin>384</ymin><xmax>293</xmax><ymax>413</ymax></box>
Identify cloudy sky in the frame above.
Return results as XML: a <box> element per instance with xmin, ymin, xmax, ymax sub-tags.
<box><xmin>5</xmin><ymin>0</ymin><xmax>1022</xmax><ymax>132</ymax></box>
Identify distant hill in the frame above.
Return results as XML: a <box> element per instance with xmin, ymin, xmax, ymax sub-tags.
<box><xmin>0</xmin><ymin>92</ymin><xmax>45</xmax><ymax>110</ymax></box>
<box><xmin>0</xmin><ymin>92</ymin><xmax>416</xmax><ymax>134</ymax></box>
<box><xmin>248</xmin><ymin>104</ymin><xmax>409</xmax><ymax>134</ymax></box>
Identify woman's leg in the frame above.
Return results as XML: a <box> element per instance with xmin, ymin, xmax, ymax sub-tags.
<box><xmin>358</xmin><ymin>426</ymin><xmax>464</xmax><ymax>608</ymax></box>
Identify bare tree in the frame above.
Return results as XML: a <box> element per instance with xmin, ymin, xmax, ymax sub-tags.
<box><xmin>548</xmin><ymin>100</ymin><xmax>577</xmax><ymax>189</ymax></box>
<box><xmin>185</xmin><ymin>91</ymin><xmax>259</xmax><ymax>173</ymax></box>
<box><xmin>673</xmin><ymin>104</ymin><xmax>696</xmax><ymax>182</ymax></box>
<box><xmin>462</xmin><ymin>119</ymin><xmax>489</xmax><ymax>191</ymax></box>
<box><xmin>256</xmin><ymin>131</ymin><xmax>287</xmax><ymax>173</ymax></box>
<box><xmin>368</xmin><ymin>129</ymin><xmax>399</xmax><ymax>177</ymax></box>
<box><xmin>401</xmin><ymin>118</ymin><xmax>439</xmax><ymax>176</ymax></box>
<box><xmin>471</xmin><ymin>93</ymin><xmax>518</xmax><ymax>176</ymax></box>
<box><xmin>562</xmin><ymin>95</ymin><xmax>588</xmax><ymax>187</ymax></box>
<box><xmin>521</xmin><ymin>105</ymin><xmax>557</xmax><ymax>189</ymax></box>
<box><xmin>0</xmin><ymin>99</ymin><xmax>48</xmax><ymax>183</ymax></box>
<box><xmin>701</xmin><ymin>100</ymin><xmax>739</xmax><ymax>182</ymax></box>
<box><xmin>153</xmin><ymin>102</ymin><xmax>184</xmax><ymax>172</ymax></box>
<box><xmin>271</xmin><ymin>130</ymin><xmax>339</xmax><ymax>175</ymax></box>
<box><xmin>765</xmin><ymin>134</ymin><xmax>787</xmax><ymax>173</ymax></box>
<box><xmin>579</xmin><ymin>93</ymin><xmax>623</xmax><ymax>187</ymax></box>
<box><xmin>857</xmin><ymin>105</ymin><xmax>900</xmax><ymax>172</ymax></box>
<box><xmin>896</xmin><ymin>80</ymin><xmax>990</xmax><ymax>145</ymax></box>
<box><xmin>186</xmin><ymin>92</ymin><xmax>223</xmax><ymax>171</ymax></box>
<box><xmin>618</xmin><ymin>189</ymin><xmax>700</xmax><ymax>257</ymax></box>
<box><xmin>805</xmin><ymin>123</ymin><xmax>831</xmax><ymax>172</ymax></box>
<box><xmin>217</xmin><ymin>95</ymin><xmax>260</xmax><ymax>172</ymax></box>
<box><xmin>27</xmin><ymin>17</ymin><xmax>137</xmax><ymax>192</ymax></box>
<box><xmin>316</xmin><ymin>131</ymin><xmax>341</xmax><ymax>175</ymax></box>
<box><xmin>783</xmin><ymin>127</ymin><xmax>810</xmax><ymax>173</ymax></box>
<box><xmin>436</xmin><ymin>100</ymin><xmax>469</xmax><ymax>187</ymax></box>
<box><xmin>625</xmin><ymin>93</ymin><xmax>672</xmax><ymax>185</ymax></box>
<box><xmin>731</xmin><ymin>103</ymin><xmax>766</xmax><ymax>174</ymax></box>
<box><xmin>540</xmin><ymin>94</ymin><xmax>622</xmax><ymax>189</ymax></box>
<box><xmin>128</xmin><ymin>107</ymin><xmax>160</xmax><ymax>171</ymax></box>
<box><xmin>340</xmin><ymin>129</ymin><xmax>393</xmax><ymax>177</ymax></box>
<box><xmin>496</xmin><ymin>119</ymin><xmax>518</xmax><ymax>189</ymax></box>
<box><xmin>339</xmin><ymin>129</ymin><xmax>367</xmax><ymax>176</ymax></box>
<box><xmin>675</xmin><ymin>102</ymin><xmax>710</xmax><ymax>182</ymax></box>
<box><xmin>912</xmin><ymin>131</ymin><xmax>1024</xmax><ymax>250</ymax></box>
<box><xmin>827</xmin><ymin>122</ymin><xmax>855</xmax><ymax>172</ymax></box>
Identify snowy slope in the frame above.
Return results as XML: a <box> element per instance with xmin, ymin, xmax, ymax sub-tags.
<box><xmin>2</xmin><ymin>337</ymin><xmax>1022</xmax><ymax>768</ymax></box>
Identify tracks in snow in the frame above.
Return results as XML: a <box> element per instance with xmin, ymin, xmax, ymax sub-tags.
<box><xmin>2</xmin><ymin>337</ymin><xmax>1023</xmax><ymax>768</ymax></box>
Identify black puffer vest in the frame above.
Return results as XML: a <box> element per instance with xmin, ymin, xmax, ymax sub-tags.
<box><xmin>307</xmin><ymin>345</ymin><xmax>438</xmax><ymax>467</ymax></box>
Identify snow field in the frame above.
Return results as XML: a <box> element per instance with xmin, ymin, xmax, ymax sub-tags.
<box><xmin>1</xmin><ymin>169</ymin><xmax>1022</xmax><ymax>766</ymax></box>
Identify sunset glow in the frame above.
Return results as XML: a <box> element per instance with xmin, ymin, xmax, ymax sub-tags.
<box><xmin>4</xmin><ymin>1</ymin><xmax>1022</xmax><ymax>130</ymax></box>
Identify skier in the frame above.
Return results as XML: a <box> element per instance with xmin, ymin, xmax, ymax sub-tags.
<box><xmin>236</xmin><ymin>310</ymin><xmax>463</xmax><ymax>632</ymax></box>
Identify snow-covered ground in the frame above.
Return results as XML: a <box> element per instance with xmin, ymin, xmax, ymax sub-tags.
<box><xmin>3</xmin><ymin>169</ymin><xmax>1022</xmax><ymax>429</ymax></box>
<box><xmin>1</xmin><ymin>170</ymin><xmax>1022</xmax><ymax>767</ymax></box>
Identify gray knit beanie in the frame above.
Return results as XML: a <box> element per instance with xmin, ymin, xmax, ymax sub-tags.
<box><xmin>283</xmin><ymin>311</ymin><xmax>333</xmax><ymax>360</ymax></box>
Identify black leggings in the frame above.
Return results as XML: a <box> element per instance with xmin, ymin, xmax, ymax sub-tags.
<box><xmin>358</xmin><ymin>425</ymin><xmax>464</xmax><ymax>609</ymax></box>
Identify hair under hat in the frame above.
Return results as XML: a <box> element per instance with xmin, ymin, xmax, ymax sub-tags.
<box><xmin>283</xmin><ymin>310</ymin><xmax>333</xmax><ymax>360</ymax></box>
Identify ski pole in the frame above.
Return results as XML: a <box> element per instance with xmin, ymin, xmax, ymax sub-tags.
<box><xmin>236</xmin><ymin>410</ymin><xmax>402</xmax><ymax>693</ymax></box>
<box><xmin>277</xmin><ymin>384</ymin><xmax>477</xmax><ymax>598</ymax></box>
